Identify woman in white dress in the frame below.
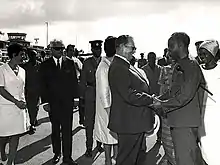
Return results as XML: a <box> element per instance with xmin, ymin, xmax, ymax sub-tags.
<box><xmin>94</xmin><ymin>36</ymin><xmax>118</xmax><ymax>165</ymax></box>
<box><xmin>0</xmin><ymin>43</ymin><xmax>30</xmax><ymax>165</ymax></box>
<box><xmin>198</xmin><ymin>40</ymin><xmax>220</xmax><ymax>165</ymax></box>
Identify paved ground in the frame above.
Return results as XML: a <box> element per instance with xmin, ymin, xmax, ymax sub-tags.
<box><xmin>0</xmin><ymin>107</ymin><xmax>164</xmax><ymax>165</ymax></box>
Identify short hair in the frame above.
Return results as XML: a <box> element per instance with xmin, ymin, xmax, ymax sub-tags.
<box><xmin>170</xmin><ymin>32</ymin><xmax>190</xmax><ymax>48</ymax></box>
<box><xmin>50</xmin><ymin>39</ymin><xmax>65</xmax><ymax>48</ymax></box>
<box><xmin>148</xmin><ymin>52</ymin><xmax>156</xmax><ymax>58</ymax></box>
<box><xmin>66</xmin><ymin>44</ymin><xmax>75</xmax><ymax>52</ymax></box>
<box><xmin>116</xmin><ymin>35</ymin><xmax>133</xmax><ymax>48</ymax></box>
<box><xmin>104</xmin><ymin>36</ymin><xmax>117</xmax><ymax>57</ymax></box>
<box><xmin>7</xmin><ymin>43</ymin><xmax>26</xmax><ymax>59</ymax></box>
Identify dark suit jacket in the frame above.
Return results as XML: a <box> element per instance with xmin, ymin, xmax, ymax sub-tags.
<box><xmin>39</xmin><ymin>57</ymin><xmax>78</xmax><ymax>115</ymax></box>
<box><xmin>108</xmin><ymin>56</ymin><xmax>154</xmax><ymax>134</ymax></box>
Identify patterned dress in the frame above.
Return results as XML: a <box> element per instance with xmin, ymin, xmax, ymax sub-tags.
<box><xmin>158</xmin><ymin>64</ymin><xmax>176</xmax><ymax>165</ymax></box>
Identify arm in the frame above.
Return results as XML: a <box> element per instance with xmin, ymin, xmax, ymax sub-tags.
<box><xmin>110</xmin><ymin>65</ymin><xmax>153</xmax><ymax>107</ymax></box>
<box><xmin>0</xmin><ymin>87</ymin><xmax>18</xmax><ymax>104</ymax></box>
<box><xmin>71</xmin><ymin>61</ymin><xmax>79</xmax><ymax>98</ymax></box>
<box><xmin>161</xmin><ymin>61</ymin><xmax>202</xmax><ymax>112</ymax></box>
<box><xmin>79</xmin><ymin>61</ymin><xmax>87</xmax><ymax>99</ymax></box>
<box><xmin>39</xmin><ymin>63</ymin><xmax>49</xmax><ymax>104</ymax></box>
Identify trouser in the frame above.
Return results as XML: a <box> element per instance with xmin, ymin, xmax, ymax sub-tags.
<box><xmin>26</xmin><ymin>95</ymin><xmax>40</xmax><ymax>125</ymax></box>
<box><xmin>78</xmin><ymin>98</ymin><xmax>85</xmax><ymax>124</ymax></box>
<box><xmin>170</xmin><ymin>127</ymin><xmax>206</xmax><ymax>165</ymax></box>
<box><xmin>116</xmin><ymin>133</ymin><xmax>145</xmax><ymax>165</ymax></box>
<box><xmin>49</xmin><ymin>104</ymin><xmax>73</xmax><ymax>159</ymax></box>
<box><xmin>85</xmin><ymin>101</ymin><xmax>101</xmax><ymax>151</ymax></box>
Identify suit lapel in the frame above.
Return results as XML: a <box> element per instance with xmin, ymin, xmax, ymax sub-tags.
<box><xmin>130</xmin><ymin>65</ymin><xmax>149</xmax><ymax>86</ymax></box>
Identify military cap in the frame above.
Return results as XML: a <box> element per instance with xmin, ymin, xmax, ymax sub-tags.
<box><xmin>89</xmin><ymin>40</ymin><xmax>103</xmax><ymax>49</ymax></box>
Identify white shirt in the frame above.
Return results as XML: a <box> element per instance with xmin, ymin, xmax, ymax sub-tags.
<box><xmin>53</xmin><ymin>56</ymin><xmax>62</xmax><ymax>67</ymax></box>
<box><xmin>114</xmin><ymin>54</ymin><xmax>130</xmax><ymax>64</ymax></box>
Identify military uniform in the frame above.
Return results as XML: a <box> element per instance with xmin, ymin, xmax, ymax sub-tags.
<box><xmin>160</xmin><ymin>57</ymin><xmax>206</xmax><ymax>165</ymax></box>
<box><xmin>80</xmin><ymin>40</ymin><xmax>103</xmax><ymax>156</ymax></box>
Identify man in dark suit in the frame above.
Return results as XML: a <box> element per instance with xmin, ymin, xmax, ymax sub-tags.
<box><xmin>80</xmin><ymin>40</ymin><xmax>104</xmax><ymax>157</ymax></box>
<box><xmin>153</xmin><ymin>32</ymin><xmax>206</xmax><ymax>165</ymax></box>
<box><xmin>108</xmin><ymin>35</ymin><xmax>156</xmax><ymax>165</ymax></box>
<box><xmin>39</xmin><ymin>40</ymin><xmax>78</xmax><ymax>165</ymax></box>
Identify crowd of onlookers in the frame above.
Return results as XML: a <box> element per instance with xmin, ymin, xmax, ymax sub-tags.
<box><xmin>0</xmin><ymin>32</ymin><xmax>220</xmax><ymax>165</ymax></box>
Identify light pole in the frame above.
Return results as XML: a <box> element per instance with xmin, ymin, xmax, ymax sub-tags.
<box><xmin>45</xmin><ymin>22</ymin><xmax>49</xmax><ymax>47</ymax></box>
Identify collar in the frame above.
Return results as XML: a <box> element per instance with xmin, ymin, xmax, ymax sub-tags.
<box><xmin>115</xmin><ymin>54</ymin><xmax>130</xmax><ymax>64</ymax></box>
<box><xmin>53</xmin><ymin>56</ymin><xmax>62</xmax><ymax>65</ymax></box>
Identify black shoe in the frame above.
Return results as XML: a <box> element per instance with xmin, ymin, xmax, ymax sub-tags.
<box><xmin>28</xmin><ymin>125</ymin><xmax>36</xmax><ymax>135</ymax></box>
<box><xmin>63</xmin><ymin>158</ymin><xmax>78</xmax><ymax>165</ymax></box>
<box><xmin>84</xmin><ymin>150</ymin><xmax>92</xmax><ymax>157</ymax></box>
<box><xmin>0</xmin><ymin>149</ymin><xmax>7</xmax><ymax>161</ymax></box>
<box><xmin>52</xmin><ymin>154</ymin><xmax>61</xmax><ymax>164</ymax></box>
<box><xmin>34</xmin><ymin>120</ymin><xmax>39</xmax><ymax>127</ymax></box>
<box><xmin>97</xmin><ymin>146</ymin><xmax>104</xmax><ymax>153</ymax></box>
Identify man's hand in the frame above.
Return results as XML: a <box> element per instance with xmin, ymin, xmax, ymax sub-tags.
<box><xmin>43</xmin><ymin>104</ymin><xmax>50</xmax><ymax>113</ymax></box>
<box><xmin>15</xmin><ymin>100</ymin><xmax>26</xmax><ymax>109</ymax></box>
<box><xmin>74</xmin><ymin>98</ymin><xmax>79</xmax><ymax>107</ymax></box>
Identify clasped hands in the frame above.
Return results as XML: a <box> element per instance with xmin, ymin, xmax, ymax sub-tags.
<box><xmin>150</xmin><ymin>94</ymin><xmax>165</xmax><ymax>116</ymax></box>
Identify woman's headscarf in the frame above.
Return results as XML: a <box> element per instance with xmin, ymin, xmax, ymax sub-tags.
<box><xmin>199</xmin><ymin>40</ymin><xmax>219</xmax><ymax>57</ymax></box>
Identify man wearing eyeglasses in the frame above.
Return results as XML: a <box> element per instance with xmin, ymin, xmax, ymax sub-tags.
<box><xmin>108</xmin><ymin>35</ymin><xmax>156</xmax><ymax>165</ymax></box>
<box><xmin>39</xmin><ymin>39</ymin><xmax>79</xmax><ymax>165</ymax></box>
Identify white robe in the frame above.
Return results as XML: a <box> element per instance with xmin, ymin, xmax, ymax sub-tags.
<box><xmin>200</xmin><ymin>64</ymin><xmax>220</xmax><ymax>165</ymax></box>
<box><xmin>0</xmin><ymin>63</ymin><xmax>30</xmax><ymax>136</ymax></box>
<box><xmin>94</xmin><ymin>57</ymin><xmax>117</xmax><ymax>144</ymax></box>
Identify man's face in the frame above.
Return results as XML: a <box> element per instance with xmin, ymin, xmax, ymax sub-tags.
<box><xmin>51</xmin><ymin>42</ymin><xmax>64</xmax><ymax>58</ymax></box>
<box><xmin>67</xmin><ymin>46</ymin><xmax>75</xmax><ymax>58</ymax></box>
<box><xmin>123</xmin><ymin>38</ymin><xmax>136</xmax><ymax>61</ymax></box>
<box><xmin>168</xmin><ymin>38</ymin><xmax>181</xmax><ymax>61</ymax></box>
<box><xmin>92</xmin><ymin>48</ymin><xmax>102</xmax><ymax>57</ymax></box>
<box><xmin>148</xmin><ymin>55</ymin><xmax>156</xmax><ymax>67</ymax></box>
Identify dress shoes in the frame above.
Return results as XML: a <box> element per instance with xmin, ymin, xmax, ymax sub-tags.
<box><xmin>97</xmin><ymin>146</ymin><xmax>104</xmax><ymax>153</ymax></box>
<box><xmin>84</xmin><ymin>150</ymin><xmax>92</xmax><ymax>157</ymax></box>
<box><xmin>63</xmin><ymin>158</ymin><xmax>78</xmax><ymax>165</ymax></box>
<box><xmin>52</xmin><ymin>154</ymin><xmax>61</xmax><ymax>164</ymax></box>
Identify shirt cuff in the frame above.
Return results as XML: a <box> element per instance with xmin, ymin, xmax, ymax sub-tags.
<box><xmin>41</xmin><ymin>103</ymin><xmax>49</xmax><ymax>106</ymax></box>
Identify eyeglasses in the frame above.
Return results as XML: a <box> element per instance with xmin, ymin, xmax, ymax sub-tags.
<box><xmin>124</xmin><ymin>45</ymin><xmax>136</xmax><ymax>51</ymax></box>
<box><xmin>53</xmin><ymin>47</ymin><xmax>64</xmax><ymax>51</ymax></box>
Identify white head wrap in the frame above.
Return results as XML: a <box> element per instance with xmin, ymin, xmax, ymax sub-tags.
<box><xmin>199</xmin><ymin>40</ymin><xmax>219</xmax><ymax>57</ymax></box>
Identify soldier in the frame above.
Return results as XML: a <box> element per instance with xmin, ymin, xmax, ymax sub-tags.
<box><xmin>137</xmin><ymin>53</ymin><xmax>147</xmax><ymax>68</ymax></box>
<box><xmin>80</xmin><ymin>40</ymin><xmax>104</xmax><ymax>157</ymax></box>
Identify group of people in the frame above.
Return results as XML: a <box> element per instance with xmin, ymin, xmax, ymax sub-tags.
<box><xmin>0</xmin><ymin>31</ymin><xmax>219</xmax><ymax>165</ymax></box>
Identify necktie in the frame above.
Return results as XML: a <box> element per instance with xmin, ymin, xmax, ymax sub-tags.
<box><xmin>57</xmin><ymin>59</ymin><xmax>61</xmax><ymax>69</ymax></box>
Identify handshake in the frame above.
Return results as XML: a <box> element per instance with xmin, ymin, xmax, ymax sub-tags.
<box><xmin>149</xmin><ymin>94</ymin><xmax>166</xmax><ymax>117</ymax></box>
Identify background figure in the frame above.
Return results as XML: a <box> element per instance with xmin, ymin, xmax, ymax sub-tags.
<box><xmin>0</xmin><ymin>43</ymin><xmax>30</xmax><ymax>165</ymax></box>
<box><xmin>108</xmin><ymin>35</ymin><xmax>155</xmax><ymax>165</ymax></box>
<box><xmin>195</xmin><ymin>41</ymin><xmax>205</xmax><ymax>65</ymax></box>
<box><xmin>137</xmin><ymin>53</ymin><xmax>147</xmax><ymax>68</ymax></box>
<box><xmin>153</xmin><ymin>32</ymin><xmax>206</xmax><ymax>165</ymax></box>
<box><xmin>130</xmin><ymin>55</ymin><xmax>136</xmax><ymax>66</ymax></box>
<box><xmin>142</xmin><ymin>52</ymin><xmax>162</xmax><ymax>143</ymax></box>
<box><xmin>21</xmin><ymin>49</ymin><xmax>41</xmax><ymax>134</ymax></box>
<box><xmin>157</xmin><ymin>51</ymin><xmax>176</xmax><ymax>165</ymax></box>
<box><xmin>80</xmin><ymin>40</ymin><xmax>104</xmax><ymax>157</ymax></box>
<box><xmin>158</xmin><ymin>48</ymin><xmax>169</xmax><ymax>66</ymax></box>
<box><xmin>40</xmin><ymin>40</ymin><xmax>78</xmax><ymax>165</ymax></box>
<box><xmin>198</xmin><ymin>40</ymin><xmax>220</xmax><ymax>165</ymax></box>
<box><xmin>94</xmin><ymin>36</ymin><xmax>118</xmax><ymax>165</ymax></box>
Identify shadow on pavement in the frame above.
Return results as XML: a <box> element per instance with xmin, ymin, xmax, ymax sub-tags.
<box><xmin>15</xmin><ymin>126</ymin><xmax>84</xmax><ymax>164</ymax></box>
<box><xmin>75</xmin><ymin>146</ymin><xmax>103</xmax><ymax>165</ymax></box>
<box><xmin>15</xmin><ymin>135</ymin><xmax>51</xmax><ymax>164</ymax></box>
<box><xmin>139</xmin><ymin>142</ymin><xmax>162</xmax><ymax>165</ymax></box>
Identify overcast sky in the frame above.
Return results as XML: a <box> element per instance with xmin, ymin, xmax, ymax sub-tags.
<box><xmin>0</xmin><ymin>0</ymin><xmax>220</xmax><ymax>57</ymax></box>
